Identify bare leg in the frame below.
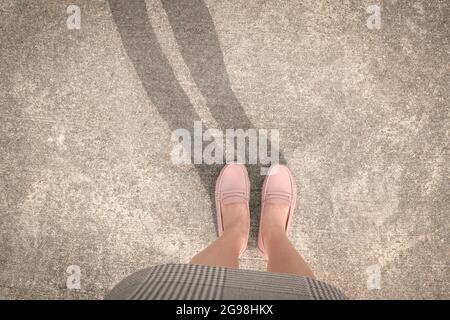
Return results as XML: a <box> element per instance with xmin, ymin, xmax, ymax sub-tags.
<box><xmin>190</xmin><ymin>203</ymin><xmax>249</xmax><ymax>268</ymax></box>
<box><xmin>262</xmin><ymin>203</ymin><xmax>315</xmax><ymax>278</ymax></box>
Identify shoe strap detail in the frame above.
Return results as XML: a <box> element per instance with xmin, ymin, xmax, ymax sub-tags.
<box><xmin>264</xmin><ymin>191</ymin><xmax>291</xmax><ymax>205</ymax></box>
<box><xmin>221</xmin><ymin>190</ymin><xmax>248</xmax><ymax>204</ymax></box>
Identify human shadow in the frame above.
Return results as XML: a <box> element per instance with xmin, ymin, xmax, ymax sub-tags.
<box><xmin>108</xmin><ymin>0</ymin><xmax>285</xmax><ymax>234</ymax></box>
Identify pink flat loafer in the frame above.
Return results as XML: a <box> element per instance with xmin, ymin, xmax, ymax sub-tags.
<box><xmin>215</xmin><ymin>163</ymin><xmax>250</xmax><ymax>255</ymax></box>
<box><xmin>258</xmin><ymin>164</ymin><xmax>297</xmax><ymax>260</ymax></box>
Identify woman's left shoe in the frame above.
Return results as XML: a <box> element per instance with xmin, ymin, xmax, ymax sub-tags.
<box><xmin>258</xmin><ymin>164</ymin><xmax>297</xmax><ymax>260</ymax></box>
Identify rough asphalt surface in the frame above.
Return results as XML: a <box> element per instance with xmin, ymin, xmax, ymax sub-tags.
<box><xmin>0</xmin><ymin>0</ymin><xmax>448</xmax><ymax>299</ymax></box>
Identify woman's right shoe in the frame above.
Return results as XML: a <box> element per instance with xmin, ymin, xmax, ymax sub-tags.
<box><xmin>215</xmin><ymin>163</ymin><xmax>250</xmax><ymax>255</ymax></box>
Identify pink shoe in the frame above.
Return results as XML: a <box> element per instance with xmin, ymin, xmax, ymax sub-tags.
<box><xmin>258</xmin><ymin>164</ymin><xmax>297</xmax><ymax>260</ymax></box>
<box><xmin>215</xmin><ymin>163</ymin><xmax>250</xmax><ymax>255</ymax></box>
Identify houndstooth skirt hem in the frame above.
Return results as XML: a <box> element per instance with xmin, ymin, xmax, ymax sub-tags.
<box><xmin>105</xmin><ymin>264</ymin><xmax>347</xmax><ymax>300</ymax></box>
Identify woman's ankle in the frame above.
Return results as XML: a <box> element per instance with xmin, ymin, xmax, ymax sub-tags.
<box><xmin>222</xmin><ymin>203</ymin><xmax>249</xmax><ymax>242</ymax></box>
<box><xmin>223</xmin><ymin>223</ymin><xmax>248</xmax><ymax>245</ymax></box>
<box><xmin>263</xmin><ymin>226</ymin><xmax>288</xmax><ymax>249</ymax></box>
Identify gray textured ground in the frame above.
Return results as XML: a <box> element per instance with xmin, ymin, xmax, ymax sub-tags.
<box><xmin>0</xmin><ymin>0</ymin><xmax>449</xmax><ymax>299</ymax></box>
